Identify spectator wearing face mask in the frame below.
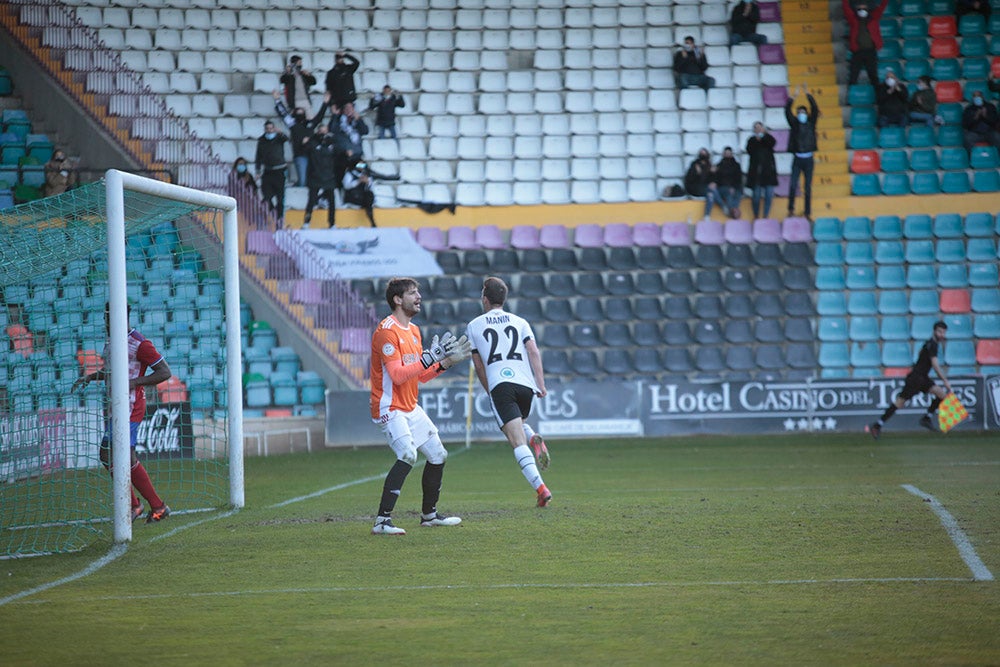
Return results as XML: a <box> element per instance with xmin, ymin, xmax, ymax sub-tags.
<box><xmin>785</xmin><ymin>84</ymin><xmax>820</xmax><ymax>220</ymax></box>
<box><xmin>745</xmin><ymin>122</ymin><xmax>777</xmax><ymax>219</ymax></box>
<box><xmin>730</xmin><ymin>0</ymin><xmax>768</xmax><ymax>46</ymax></box>
<box><xmin>706</xmin><ymin>146</ymin><xmax>744</xmax><ymax>219</ymax></box>
<box><xmin>302</xmin><ymin>124</ymin><xmax>339</xmax><ymax>229</ymax></box>
<box><xmin>274</xmin><ymin>89</ymin><xmax>331</xmax><ymax>187</ymax></box>
<box><xmin>232</xmin><ymin>157</ymin><xmax>257</xmax><ymax>194</ymax></box>
<box><xmin>961</xmin><ymin>90</ymin><xmax>1000</xmax><ymax>153</ymax></box>
<box><xmin>673</xmin><ymin>36</ymin><xmax>715</xmax><ymax>91</ymax></box>
<box><xmin>326</xmin><ymin>51</ymin><xmax>360</xmax><ymax>107</ymax></box>
<box><xmin>909</xmin><ymin>76</ymin><xmax>944</xmax><ymax>127</ymax></box>
<box><xmin>43</xmin><ymin>148</ymin><xmax>76</xmax><ymax>197</ymax></box>
<box><xmin>876</xmin><ymin>69</ymin><xmax>909</xmax><ymax>127</ymax></box>
<box><xmin>844</xmin><ymin>0</ymin><xmax>889</xmax><ymax>85</ymax></box>
<box><xmin>255</xmin><ymin>120</ymin><xmax>289</xmax><ymax>221</ymax></box>
<box><xmin>279</xmin><ymin>55</ymin><xmax>317</xmax><ymax>119</ymax></box>
<box><xmin>683</xmin><ymin>148</ymin><xmax>714</xmax><ymax>198</ymax></box>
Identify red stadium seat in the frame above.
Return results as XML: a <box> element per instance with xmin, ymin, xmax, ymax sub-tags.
<box><xmin>850</xmin><ymin>150</ymin><xmax>881</xmax><ymax>174</ymax></box>
<box><xmin>77</xmin><ymin>349</ymin><xmax>103</xmax><ymax>374</ymax></box>
<box><xmin>935</xmin><ymin>81</ymin><xmax>963</xmax><ymax>103</ymax></box>
<box><xmin>884</xmin><ymin>367</ymin><xmax>910</xmax><ymax>377</ymax></box>
<box><xmin>6</xmin><ymin>324</ymin><xmax>33</xmax><ymax>357</ymax></box>
<box><xmin>992</xmin><ymin>56</ymin><xmax>1000</xmax><ymax>80</ymax></box>
<box><xmin>940</xmin><ymin>288</ymin><xmax>971</xmax><ymax>313</ymax></box>
<box><xmin>265</xmin><ymin>408</ymin><xmax>294</xmax><ymax>418</ymax></box>
<box><xmin>977</xmin><ymin>340</ymin><xmax>1000</xmax><ymax>365</ymax></box>
<box><xmin>157</xmin><ymin>376</ymin><xmax>188</xmax><ymax>403</ymax></box>
<box><xmin>929</xmin><ymin>16</ymin><xmax>957</xmax><ymax>38</ymax></box>
<box><xmin>931</xmin><ymin>37</ymin><xmax>960</xmax><ymax>59</ymax></box>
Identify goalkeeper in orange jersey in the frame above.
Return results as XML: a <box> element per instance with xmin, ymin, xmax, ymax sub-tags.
<box><xmin>869</xmin><ymin>320</ymin><xmax>952</xmax><ymax>439</ymax></box>
<box><xmin>368</xmin><ymin>277</ymin><xmax>472</xmax><ymax>535</ymax></box>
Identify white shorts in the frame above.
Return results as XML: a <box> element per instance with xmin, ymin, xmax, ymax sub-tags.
<box><xmin>376</xmin><ymin>405</ymin><xmax>449</xmax><ymax>465</ymax></box>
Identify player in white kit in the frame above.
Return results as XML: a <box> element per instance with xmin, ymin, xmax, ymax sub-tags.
<box><xmin>465</xmin><ymin>276</ymin><xmax>552</xmax><ymax>507</ymax></box>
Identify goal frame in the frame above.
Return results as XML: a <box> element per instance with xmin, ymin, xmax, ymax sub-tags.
<box><xmin>105</xmin><ymin>169</ymin><xmax>244</xmax><ymax>544</ymax></box>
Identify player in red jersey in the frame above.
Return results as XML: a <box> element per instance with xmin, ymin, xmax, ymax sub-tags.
<box><xmin>73</xmin><ymin>304</ymin><xmax>172</xmax><ymax>523</ymax></box>
<box><xmin>369</xmin><ymin>277</ymin><xmax>472</xmax><ymax>535</ymax></box>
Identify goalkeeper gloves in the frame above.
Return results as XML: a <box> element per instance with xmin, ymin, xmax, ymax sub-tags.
<box><xmin>420</xmin><ymin>332</ymin><xmax>454</xmax><ymax>369</ymax></box>
<box><xmin>444</xmin><ymin>334</ymin><xmax>472</xmax><ymax>365</ymax></box>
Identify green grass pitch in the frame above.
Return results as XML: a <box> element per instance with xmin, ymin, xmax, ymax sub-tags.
<box><xmin>1</xmin><ymin>432</ymin><xmax>998</xmax><ymax>665</ymax></box>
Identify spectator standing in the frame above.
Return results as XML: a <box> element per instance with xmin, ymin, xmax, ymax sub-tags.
<box><xmin>331</xmin><ymin>101</ymin><xmax>369</xmax><ymax>189</ymax></box>
<box><xmin>745</xmin><ymin>122</ymin><xmax>778</xmax><ymax>219</ymax></box>
<box><xmin>909</xmin><ymin>76</ymin><xmax>944</xmax><ymax>127</ymax></box>
<box><xmin>956</xmin><ymin>0</ymin><xmax>991</xmax><ymax>18</ymax></box>
<box><xmin>673</xmin><ymin>36</ymin><xmax>715</xmax><ymax>91</ymax></box>
<box><xmin>961</xmin><ymin>90</ymin><xmax>1000</xmax><ymax>153</ymax></box>
<box><xmin>42</xmin><ymin>149</ymin><xmax>76</xmax><ymax>197</ymax></box>
<box><xmin>274</xmin><ymin>89</ymin><xmax>330</xmax><ymax>187</ymax></box>
<box><xmin>231</xmin><ymin>157</ymin><xmax>257</xmax><ymax>194</ymax></box>
<box><xmin>279</xmin><ymin>55</ymin><xmax>316</xmax><ymax>118</ymax></box>
<box><xmin>343</xmin><ymin>158</ymin><xmax>377</xmax><ymax>227</ymax></box>
<box><xmin>876</xmin><ymin>69</ymin><xmax>909</xmax><ymax>127</ymax></box>
<box><xmin>465</xmin><ymin>277</ymin><xmax>553</xmax><ymax>508</ymax></box>
<box><xmin>368</xmin><ymin>85</ymin><xmax>405</xmax><ymax>142</ymax></box>
<box><xmin>706</xmin><ymin>146</ymin><xmax>744</xmax><ymax>219</ymax></box>
<box><xmin>844</xmin><ymin>0</ymin><xmax>889</xmax><ymax>85</ymax></box>
<box><xmin>254</xmin><ymin>120</ymin><xmax>289</xmax><ymax>222</ymax></box>
<box><xmin>730</xmin><ymin>0</ymin><xmax>768</xmax><ymax>46</ymax></box>
<box><xmin>785</xmin><ymin>84</ymin><xmax>820</xmax><ymax>220</ymax></box>
<box><xmin>368</xmin><ymin>278</ymin><xmax>471</xmax><ymax>535</ymax></box>
<box><xmin>683</xmin><ymin>148</ymin><xmax>714</xmax><ymax>198</ymax></box>
<box><xmin>325</xmin><ymin>51</ymin><xmax>360</xmax><ymax>107</ymax></box>
<box><xmin>302</xmin><ymin>125</ymin><xmax>338</xmax><ymax>229</ymax></box>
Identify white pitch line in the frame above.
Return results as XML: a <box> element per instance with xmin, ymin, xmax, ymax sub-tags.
<box><xmin>0</xmin><ymin>543</ymin><xmax>128</xmax><ymax>607</ymax></box>
<box><xmin>268</xmin><ymin>473</ymin><xmax>385</xmax><ymax>508</ymax></box>
<box><xmin>902</xmin><ymin>484</ymin><xmax>995</xmax><ymax>582</ymax></box>
<box><xmin>12</xmin><ymin>576</ymin><xmax>975</xmax><ymax>605</ymax></box>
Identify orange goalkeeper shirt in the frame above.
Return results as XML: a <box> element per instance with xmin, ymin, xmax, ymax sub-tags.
<box><xmin>370</xmin><ymin>315</ymin><xmax>442</xmax><ymax>421</ymax></box>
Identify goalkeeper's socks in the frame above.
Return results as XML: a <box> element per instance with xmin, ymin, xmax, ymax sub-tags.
<box><xmin>513</xmin><ymin>445</ymin><xmax>544</xmax><ymax>490</ymax></box>
<box><xmin>378</xmin><ymin>459</ymin><xmax>412</xmax><ymax>516</ymax></box>
<box><xmin>421</xmin><ymin>462</ymin><xmax>445</xmax><ymax>516</ymax></box>
<box><xmin>130</xmin><ymin>461</ymin><xmax>163</xmax><ymax>509</ymax></box>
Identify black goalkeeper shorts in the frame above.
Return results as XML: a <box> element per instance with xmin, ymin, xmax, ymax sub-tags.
<box><xmin>490</xmin><ymin>382</ymin><xmax>534</xmax><ymax>428</ymax></box>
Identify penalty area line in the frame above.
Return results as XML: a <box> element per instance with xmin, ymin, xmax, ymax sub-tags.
<box><xmin>0</xmin><ymin>543</ymin><xmax>128</xmax><ymax>607</ymax></box>
<box><xmin>902</xmin><ymin>484</ymin><xmax>994</xmax><ymax>582</ymax></box>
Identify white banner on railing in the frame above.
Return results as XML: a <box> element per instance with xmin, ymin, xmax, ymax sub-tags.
<box><xmin>276</xmin><ymin>228</ymin><xmax>442</xmax><ymax>280</ymax></box>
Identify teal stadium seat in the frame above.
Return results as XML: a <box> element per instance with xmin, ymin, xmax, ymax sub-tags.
<box><xmin>907</xmin><ymin>149</ymin><xmax>938</xmax><ymax>170</ymax></box>
<box><xmin>876</xmin><ymin>265</ymin><xmax>907</xmax><ymax>288</ymax></box>
<box><xmin>969</xmin><ymin>146</ymin><xmax>999</xmax><ymax>169</ymax></box>
<box><xmin>882</xmin><ymin>341</ymin><xmax>914</xmax><ymax>367</ymax></box>
<box><xmin>932</xmin><ymin>58</ymin><xmax>961</xmax><ymax>80</ymax></box>
<box><xmin>944</xmin><ymin>341</ymin><xmax>977</xmax><ymax>366</ymax></box>
<box><xmin>851</xmin><ymin>315</ymin><xmax>881</xmax><ymax>342</ymax></box>
<box><xmin>878</xmin><ymin>126</ymin><xmax>906</xmax><ymax>148</ymax></box>
<box><xmin>878</xmin><ymin>40</ymin><xmax>902</xmax><ymax>59</ymax></box>
<box><xmin>973</xmin><ymin>170</ymin><xmax>1000</xmax><ymax>192</ymax></box>
<box><xmin>937</xmin><ymin>102</ymin><xmax>963</xmax><ymax>124</ymax></box>
<box><xmin>967</xmin><ymin>238</ymin><xmax>998</xmax><ymax>262</ymax></box>
<box><xmin>928</xmin><ymin>0</ymin><xmax>955</xmax><ymax>13</ymax></box>
<box><xmin>907</xmin><ymin>125</ymin><xmax>935</xmax><ymax>147</ymax></box>
<box><xmin>907</xmin><ymin>264</ymin><xmax>938</xmax><ymax>288</ymax></box>
<box><xmin>963</xmin><ymin>81</ymin><xmax>989</xmax><ymax>102</ymax></box>
<box><xmin>934</xmin><ymin>213</ymin><xmax>964</xmax><ymax>237</ymax></box>
<box><xmin>962</xmin><ymin>57</ymin><xmax>990</xmax><ymax>80</ymax></box>
<box><xmin>937</xmin><ymin>126</ymin><xmax>963</xmax><ymax>146</ymax></box>
<box><xmin>910</xmin><ymin>290</ymin><xmax>940</xmax><ymax>314</ymax></box>
<box><xmin>970</xmin><ymin>264</ymin><xmax>999</xmax><ymax>287</ymax></box>
<box><xmin>880</xmin><ymin>18</ymin><xmax>901</xmax><ymax>40</ymax></box>
<box><xmin>938</xmin><ymin>264</ymin><xmax>969</xmax><ymax>287</ymax></box>
<box><xmin>819</xmin><ymin>342</ymin><xmax>850</xmax><ymax>369</ymax></box>
<box><xmin>875</xmin><ymin>240</ymin><xmax>906</xmax><ymax>263</ymax></box>
<box><xmin>880</xmin><ymin>316</ymin><xmax>911</xmax><ymax>340</ymax></box>
<box><xmin>852</xmin><ymin>173</ymin><xmax>881</xmax><ymax>195</ymax></box>
<box><xmin>901</xmin><ymin>17</ymin><xmax>928</xmax><ymax>37</ymax></box>
<box><xmin>974</xmin><ymin>314</ymin><xmax>1000</xmax><ymax>337</ymax></box>
<box><xmin>851</xmin><ymin>342</ymin><xmax>882</xmax><ymax>368</ymax></box>
<box><xmin>902</xmin><ymin>38</ymin><xmax>930</xmax><ymax>59</ymax></box>
<box><xmin>881</xmin><ymin>173</ymin><xmax>911</xmax><ymax>195</ymax></box>
<box><xmin>911</xmin><ymin>172</ymin><xmax>941</xmax><ymax>194</ymax></box>
<box><xmin>848</xmin><ymin>84</ymin><xmax>876</xmax><ymax>106</ymax></box>
<box><xmin>812</xmin><ymin>217</ymin><xmax>843</xmax><ymax>241</ymax></box>
<box><xmin>958</xmin><ymin>13</ymin><xmax>986</xmax><ymax>35</ymax></box>
<box><xmin>972</xmin><ymin>289</ymin><xmax>1000</xmax><ymax>312</ymax></box>
<box><xmin>942</xmin><ymin>314</ymin><xmax>973</xmax><ymax>338</ymax></box>
<box><xmin>814</xmin><ymin>241</ymin><xmax>844</xmax><ymax>265</ymax></box>
<box><xmin>873</xmin><ymin>215</ymin><xmax>903</xmax><ymax>239</ymax></box>
<box><xmin>849</xmin><ymin>128</ymin><xmax>878</xmax><ymax>150</ymax></box>
<box><xmin>903</xmin><ymin>214</ymin><xmax>933</xmax><ymax>238</ymax></box>
<box><xmin>842</xmin><ymin>216</ymin><xmax>872</xmax><ymax>240</ymax></box>
<box><xmin>819</xmin><ymin>317</ymin><xmax>849</xmax><ymax>341</ymax></box>
<box><xmin>906</xmin><ymin>239</ymin><xmax>936</xmax><ymax>263</ymax></box>
<box><xmin>990</xmin><ymin>13</ymin><xmax>1000</xmax><ymax>33</ymax></box>
<box><xmin>848</xmin><ymin>291</ymin><xmax>879</xmax><ymax>315</ymax></box>
<box><xmin>849</xmin><ymin>107</ymin><xmax>876</xmax><ymax>127</ymax></box>
<box><xmin>881</xmin><ymin>150</ymin><xmax>909</xmax><ymax>171</ymax></box>
<box><xmin>878</xmin><ymin>60</ymin><xmax>902</xmax><ymax>81</ymax></box>
<box><xmin>903</xmin><ymin>59</ymin><xmax>931</xmax><ymax>79</ymax></box>
<box><xmin>960</xmin><ymin>35</ymin><xmax>988</xmax><ymax>57</ymax></box>
<box><xmin>879</xmin><ymin>291</ymin><xmax>910</xmax><ymax>314</ymax></box>
<box><xmin>815</xmin><ymin>266</ymin><xmax>846</xmax><ymax>290</ymax></box>
<box><xmin>818</xmin><ymin>292</ymin><xmax>849</xmax><ymax>315</ymax></box>
<box><xmin>846</xmin><ymin>266</ymin><xmax>877</xmax><ymax>289</ymax></box>
<box><xmin>941</xmin><ymin>171</ymin><xmax>971</xmax><ymax>194</ymax></box>
<box><xmin>912</xmin><ymin>315</ymin><xmax>942</xmax><ymax>338</ymax></box>
<box><xmin>844</xmin><ymin>241</ymin><xmax>875</xmax><ymax>264</ymax></box>
<box><xmin>939</xmin><ymin>148</ymin><xmax>969</xmax><ymax>170</ymax></box>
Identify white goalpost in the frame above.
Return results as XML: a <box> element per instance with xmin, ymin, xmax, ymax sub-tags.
<box><xmin>105</xmin><ymin>169</ymin><xmax>243</xmax><ymax>544</ymax></box>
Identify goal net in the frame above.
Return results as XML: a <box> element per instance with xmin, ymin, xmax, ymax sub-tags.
<box><xmin>0</xmin><ymin>170</ymin><xmax>243</xmax><ymax>557</ymax></box>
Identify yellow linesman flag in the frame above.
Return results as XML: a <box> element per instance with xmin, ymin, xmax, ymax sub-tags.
<box><xmin>938</xmin><ymin>393</ymin><xmax>969</xmax><ymax>433</ymax></box>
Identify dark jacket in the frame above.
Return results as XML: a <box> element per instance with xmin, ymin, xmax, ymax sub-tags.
<box><xmin>711</xmin><ymin>156</ymin><xmax>744</xmax><ymax>189</ymax></box>
<box><xmin>331</xmin><ymin>112</ymin><xmax>369</xmax><ymax>156</ymax></box>
<box><xmin>275</xmin><ymin>98</ymin><xmax>329</xmax><ymax>159</ymax></box>
<box><xmin>876</xmin><ymin>82</ymin><xmax>909</xmax><ymax>118</ymax></box>
<box><xmin>673</xmin><ymin>48</ymin><xmax>709</xmax><ymax>76</ymax></box>
<box><xmin>325</xmin><ymin>55</ymin><xmax>360</xmax><ymax>105</ymax></box>
<box><xmin>305</xmin><ymin>134</ymin><xmax>338</xmax><ymax>190</ymax></box>
<box><xmin>909</xmin><ymin>88</ymin><xmax>938</xmax><ymax>115</ymax></box>
<box><xmin>684</xmin><ymin>157</ymin><xmax>713</xmax><ymax>197</ymax></box>
<box><xmin>745</xmin><ymin>133</ymin><xmax>778</xmax><ymax>187</ymax></box>
<box><xmin>279</xmin><ymin>68</ymin><xmax>317</xmax><ymax>110</ymax></box>
<box><xmin>255</xmin><ymin>132</ymin><xmax>288</xmax><ymax>173</ymax></box>
<box><xmin>730</xmin><ymin>2</ymin><xmax>761</xmax><ymax>37</ymax></box>
<box><xmin>843</xmin><ymin>0</ymin><xmax>889</xmax><ymax>52</ymax></box>
<box><xmin>785</xmin><ymin>94</ymin><xmax>820</xmax><ymax>154</ymax></box>
<box><xmin>368</xmin><ymin>93</ymin><xmax>405</xmax><ymax>128</ymax></box>
<box><xmin>962</xmin><ymin>101</ymin><xmax>999</xmax><ymax>133</ymax></box>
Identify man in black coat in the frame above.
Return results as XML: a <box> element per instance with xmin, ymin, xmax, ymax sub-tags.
<box><xmin>673</xmin><ymin>36</ymin><xmax>715</xmax><ymax>91</ymax></box>
<box><xmin>961</xmin><ymin>90</ymin><xmax>1000</xmax><ymax>153</ymax></box>
<box><xmin>325</xmin><ymin>52</ymin><xmax>360</xmax><ymax>107</ymax></box>
<box><xmin>745</xmin><ymin>122</ymin><xmax>778</xmax><ymax>219</ymax></box>
<box><xmin>730</xmin><ymin>0</ymin><xmax>768</xmax><ymax>46</ymax></box>
<box><xmin>303</xmin><ymin>125</ymin><xmax>338</xmax><ymax>229</ymax></box>
<box><xmin>784</xmin><ymin>84</ymin><xmax>820</xmax><ymax>219</ymax></box>
<box><xmin>254</xmin><ymin>120</ymin><xmax>289</xmax><ymax>221</ymax></box>
<box><xmin>368</xmin><ymin>85</ymin><xmax>406</xmax><ymax>142</ymax></box>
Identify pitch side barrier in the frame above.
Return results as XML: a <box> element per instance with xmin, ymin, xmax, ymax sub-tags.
<box><xmin>325</xmin><ymin>376</ymin><xmax>999</xmax><ymax>446</ymax></box>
